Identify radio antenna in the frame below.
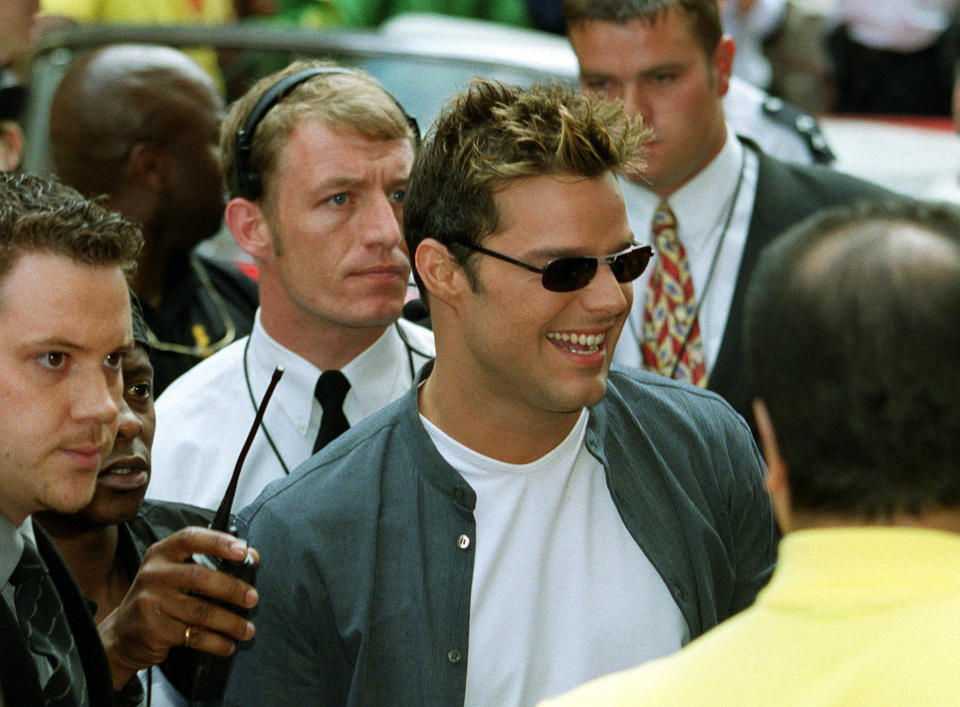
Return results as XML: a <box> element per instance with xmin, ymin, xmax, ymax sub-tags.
<box><xmin>211</xmin><ymin>366</ymin><xmax>284</xmax><ymax>531</ymax></box>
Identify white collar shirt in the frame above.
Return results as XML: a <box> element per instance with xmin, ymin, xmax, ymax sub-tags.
<box><xmin>149</xmin><ymin>309</ymin><xmax>434</xmax><ymax>510</ymax></box>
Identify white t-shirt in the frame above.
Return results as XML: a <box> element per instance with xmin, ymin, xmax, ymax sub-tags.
<box><xmin>422</xmin><ymin>410</ymin><xmax>688</xmax><ymax>706</ymax></box>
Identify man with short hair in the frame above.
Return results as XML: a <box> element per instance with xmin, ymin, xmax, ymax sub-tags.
<box><xmin>35</xmin><ymin>296</ymin><xmax>259</xmax><ymax>706</ymax></box>
<box><xmin>564</xmin><ymin>0</ymin><xmax>890</xmax><ymax>426</ymax></box>
<box><xmin>49</xmin><ymin>44</ymin><xmax>259</xmax><ymax>394</ymax></box>
<box><xmin>0</xmin><ymin>171</ymin><xmax>140</xmax><ymax>706</ymax></box>
<box><xmin>148</xmin><ymin>60</ymin><xmax>434</xmax><ymax>511</ymax></box>
<box><xmin>541</xmin><ymin>198</ymin><xmax>960</xmax><ymax>706</ymax></box>
<box><xmin>224</xmin><ymin>79</ymin><xmax>776</xmax><ymax>707</ymax></box>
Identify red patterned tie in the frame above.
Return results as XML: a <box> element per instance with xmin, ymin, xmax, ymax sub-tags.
<box><xmin>641</xmin><ymin>202</ymin><xmax>708</xmax><ymax>387</ymax></box>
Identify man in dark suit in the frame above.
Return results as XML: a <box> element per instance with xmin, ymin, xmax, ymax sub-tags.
<box><xmin>0</xmin><ymin>173</ymin><xmax>260</xmax><ymax>706</ymax></box>
<box><xmin>564</xmin><ymin>0</ymin><xmax>891</xmax><ymax>426</ymax></box>
<box><xmin>0</xmin><ymin>171</ymin><xmax>142</xmax><ymax>705</ymax></box>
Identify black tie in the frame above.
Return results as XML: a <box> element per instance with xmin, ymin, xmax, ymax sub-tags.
<box><xmin>313</xmin><ymin>370</ymin><xmax>351</xmax><ymax>453</ymax></box>
<box><xmin>11</xmin><ymin>542</ymin><xmax>88</xmax><ymax>707</ymax></box>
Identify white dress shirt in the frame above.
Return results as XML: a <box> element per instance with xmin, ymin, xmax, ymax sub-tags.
<box><xmin>615</xmin><ymin>126</ymin><xmax>759</xmax><ymax>372</ymax></box>
<box><xmin>148</xmin><ymin>310</ymin><xmax>435</xmax><ymax>511</ymax></box>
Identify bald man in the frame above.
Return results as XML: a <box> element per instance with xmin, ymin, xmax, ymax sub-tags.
<box><xmin>50</xmin><ymin>44</ymin><xmax>258</xmax><ymax>395</ymax></box>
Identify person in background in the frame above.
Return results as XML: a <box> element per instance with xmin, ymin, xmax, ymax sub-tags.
<box><xmin>0</xmin><ymin>0</ymin><xmax>39</xmax><ymax>173</ymax></box>
<box><xmin>827</xmin><ymin>0</ymin><xmax>960</xmax><ymax>116</ymax></box>
<box><xmin>37</xmin><ymin>0</ymin><xmax>232</xmax><ymax>83</ymax></box>
<box><xmin>223</xmin><ymin>78</ymin><xmax>775</xmax><ymax>706</ymax></box>
<box><xmin>0</xmin><ymin>75</ymin><xmax>25</xmax><ymax>172</ymax></box>
<box><xmin>49</xmin><ymin>44</ymin><xmax>259</xmax><ymax>395</ymax></box>
<box><xmin>34</xmin><ymin>295</ymin><xmax>259</xmax><ymax>706</ymax></box>
<box><xmin>718</xmin><ymin>0</ymin><xmax>786</xmax><ymax>90</ymax></box>
<box><xmin>564</xmin><ymin>0</ymin><xmax>890</xmax><ymax>428</ymax></box>
<box><xmin>541</xmin><ymin>198</ymin><xmax>960</xmax><ymax>706</ymax></box>
<box><xmin>148</xmin><ymin>60</ymin><xmax>433</xmax><ymax>511</ymax></box>
<box><xmin>0</xmin><ymin>171</ymin><xmax>140</xmax><ymax>706</ymax></box>
<box><xmin>0</xmin><ymin>0</ymin><xmax>38</xmax><ymax>74</ymax></box>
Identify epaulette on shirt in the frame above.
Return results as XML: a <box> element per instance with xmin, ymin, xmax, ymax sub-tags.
<box><xmin>761</xmin><ymin>95</ymin><xmax>836</xmax><ymax>165</ymax></box>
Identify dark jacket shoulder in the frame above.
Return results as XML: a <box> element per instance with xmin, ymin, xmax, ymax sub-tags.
<box><xmin>126</xmin><ymin>500</ymin><xmax>215</xmax><ymax>555</ymax></box>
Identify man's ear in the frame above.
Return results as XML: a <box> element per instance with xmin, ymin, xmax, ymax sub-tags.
<box><xmin>0</xmin><ymin>121</ymin><xmax>24</xmax><ymax>172</ymax></box>
<box><xmin>712</xmin><ymin>35</ymin><xmax>736</xmax><ymax>98</ymax></box>
<box><xmin>415</xmin><ymin>238</ymin><xmax>466</xmax><ymax>309</ymax></box>
<box><xmin>225</xmin><ymin>197</ymin><xmax>273</xmax><ymax>261</ymax></box>
<box><xmin>127</xmin><ymin>142</ymin><xmax>168</xmax><ymax>192</ymax></box>
<box><xmin>753</xmin><ymin>398</ymin><xmax>792</xmax><ymax>533</ymax></box>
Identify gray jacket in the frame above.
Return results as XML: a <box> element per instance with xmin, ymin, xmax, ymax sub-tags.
<box><xmin>225</xmin><ymin>366</ymin><xmax>777</xmax><ymax>706</ymax></box>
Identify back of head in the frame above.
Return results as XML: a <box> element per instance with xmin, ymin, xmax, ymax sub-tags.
<box><xmin>403</xmin><ymin>78</ymin><xmax>648</xmax><ymax>299</ymax></box>
<box><xmin>0</xmin><ymin>172</ymin><xmax>143</xmax><ymax>284</ymax></box>
<box><xmin>220</xmin><ymin>60</ymin><xmax>419</xmax><ymax>204</ymax></box>
<box><xmin>50</xmin><ymin>44</ymin><xmax>221</xmax><ymax>199</ymax></box>
<box><xmin>562</xmin><ymin>0</ymin><xmax>722</xmax><ymax>56</ymax></box>
<box><xmin>745</xmin><ymin>199</ymin><xmax>960</xmax><ymax>519</ymax></box>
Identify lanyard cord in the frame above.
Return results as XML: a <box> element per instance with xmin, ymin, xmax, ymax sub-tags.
<box><xmin>666</xmin><ymin>146</ymin><xmax>748</xmax><ymax>380</ymax></box>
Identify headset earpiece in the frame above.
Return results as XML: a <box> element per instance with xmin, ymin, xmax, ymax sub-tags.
<box><xmin>232</xmin><ymin>66</ymin><xmax>419</xmax><ymax>200</ymax></box>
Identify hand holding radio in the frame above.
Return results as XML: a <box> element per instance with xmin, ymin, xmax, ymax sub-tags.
<box><xmin>97</xmin><ymin>526</ymin><xmax>259</xmax><ymax>690</ymax></box>
<box><xmin>100</xmin><ymin>367</ymin><xmax>282</xmax><ymax>697</ymax></box>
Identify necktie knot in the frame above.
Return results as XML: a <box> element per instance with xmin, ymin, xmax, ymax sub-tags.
<box><xmin>313</xmin><ymin>371</ymin><xmax>351</xmax><ymax>453</ymax></box>
<box><xmin>652</xmin><ymin>201</ymin><xmax>679</xmax><ymax>250</ymax></box>
<box><xmin>11</xmin><ymin>542</ymin><xmax>45</xmax><ymax>587</ymax></box>
<box><xmin>314</xmin><ymin>370</ymin><xmax>350</xmax><ymax>409</ymax></box>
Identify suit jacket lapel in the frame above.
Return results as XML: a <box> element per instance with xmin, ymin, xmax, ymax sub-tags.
<box><xmin>34</xmin><ymin>526</ymin><xmax>116</xmax><ymax>706</ymax></box>
<box><xmin>0</xmin><ymin>596</ymin><xmax>44</xmax><ymax>706</ymax></box>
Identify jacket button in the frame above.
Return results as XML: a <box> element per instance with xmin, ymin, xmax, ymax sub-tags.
<box><xmin>457</xmin><ymin>534</ymin><xmax>471</xmax><ymax>550</ymax></box>
<box><xmin>447</xmin><ymin>649</ymin><xmax>462</xmax><ymax>664</ymax></box>
<box><xmin>453</xmin><ymin>486</ymin><xmax>465</xmax><ymax>502</ymax></box>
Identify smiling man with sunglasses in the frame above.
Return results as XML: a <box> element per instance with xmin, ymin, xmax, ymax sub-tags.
<box><xmin>225</xmin><ymin>80</ymin><xmax>776</xmax><ymax>707</ymax></box>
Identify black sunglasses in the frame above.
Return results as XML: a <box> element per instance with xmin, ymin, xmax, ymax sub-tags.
<box><xmin>451</xmin><ymin>239</ymin><xmax>654</xmax><ymax>293</ymax></box>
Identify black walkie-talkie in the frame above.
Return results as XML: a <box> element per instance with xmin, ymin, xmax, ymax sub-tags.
<box><xmin>162</xmin><ymin>366</ymin><xmax>284</xmax><ymax>704</ymax></box>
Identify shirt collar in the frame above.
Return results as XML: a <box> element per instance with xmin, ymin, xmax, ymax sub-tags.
<box><xmin>247</xmin><ymin>310</ymin><xmax>327</xmax><ymax>434</ymax></box>
<box><xmin>668</xmin><ymin>126</ymin><xmax>745</xmax><ymax>252</ymax></box>
<box><xmin>0</xmin><ymin>513</ymin><xmax>30</xmax><ymax>588</ymax></box>
<box><xmin>618</xmin><ymin>126</ymin><xmax>744</xmax><ymax>252</ymax></box>
<box><xmin>763</xmin><ymin>526</ymin><xmax>960</xmax><ymax>608</ymax></box>
<box><xmin>247</xmin><ymin>309</ymin><xmax>411</xmax><ymax>430</ymax></box>
<box><xmin>341</xmin><ymin>322</ymin><xmax>410</xmax><ymax>418</ymax></box>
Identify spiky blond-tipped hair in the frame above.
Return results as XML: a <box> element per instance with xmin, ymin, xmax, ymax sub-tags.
<box><xmin>403</xmin><ymin>79</ymin><xmax>650</xmax><ymax>300</ymax></box>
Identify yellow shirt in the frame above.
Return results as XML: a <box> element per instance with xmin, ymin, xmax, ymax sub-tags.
<box><xmin>542</xmin><ymin>527</ymin><xmax>960</xmax><ymax>706</ymax></box>
<box><xmin>41</xmin><ymin>0</ymin><xmax>232</xmax><ymax>25</ymax></box>
<box><xmin>39</xmin><ymin>0</ymin><xmax>233</xmax><ymax>82</ymax></box>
